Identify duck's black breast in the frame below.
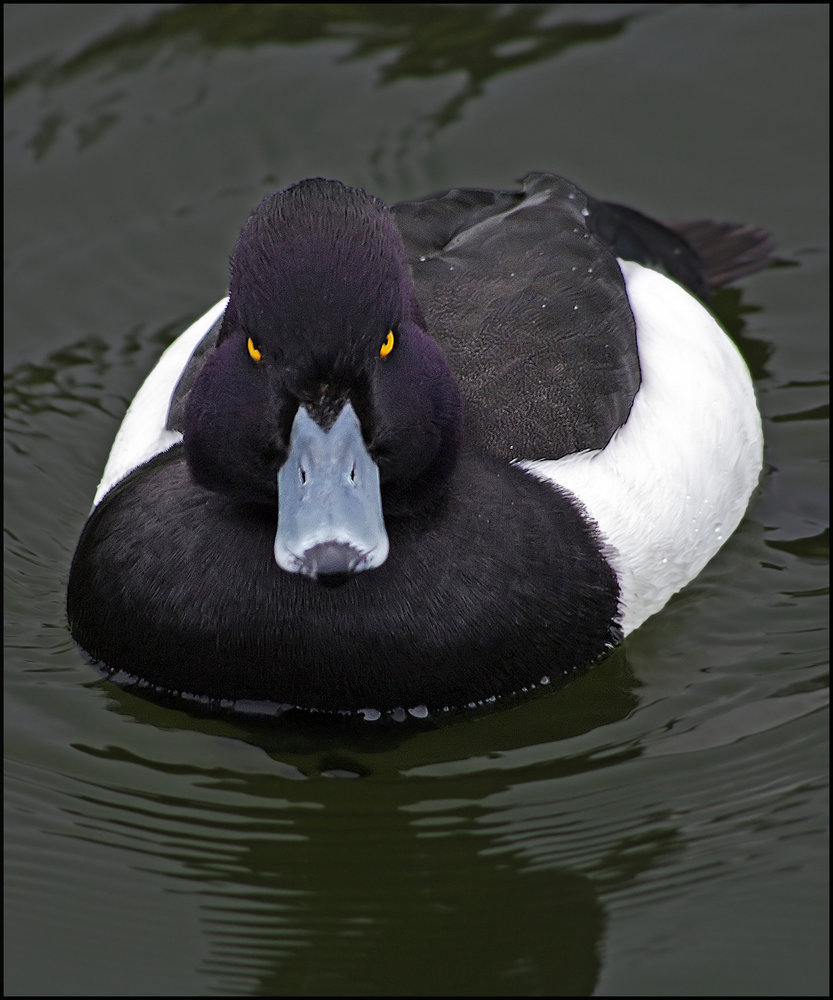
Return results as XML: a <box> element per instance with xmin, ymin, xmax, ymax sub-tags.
<box><xmin>391</xmin><ymin>172</ymin><xmax>641</xmax><ymax>459</ymax></box>
<box><xmin>67</xmin><ymin>444</ymin><xmax>620</xmax><ymax>713</ymax></box>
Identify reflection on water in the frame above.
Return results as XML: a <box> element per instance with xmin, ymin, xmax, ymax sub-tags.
<box><xmin>37</xmin><ymin>641</ymin><xmax>820</xmax><ymax>994</ymax></box>
<box><xmin>58</xmin><ymin>743</ymin><xmax>609</xmax><ymax>995</ymax></box>
<box><xmin>7</xmin><ymin>4</ymin><xmax>648</xmax><ymax>147</ymax></box>
<box><xmin>59</xmin><ymin>699</ymin><xmax>640</xmax><ymax>997</ymax></box>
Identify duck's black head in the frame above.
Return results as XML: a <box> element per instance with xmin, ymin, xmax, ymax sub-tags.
<box><xmin>183</xmin><ymin>178</ymin><xmax>463</xmax><ymax>580</ymax></box>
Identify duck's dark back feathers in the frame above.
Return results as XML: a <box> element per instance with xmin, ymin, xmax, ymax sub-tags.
<box><xmin>392</xmin><ymin>172</ymin><xmax>641</xmax><ymax>459</ymax></box>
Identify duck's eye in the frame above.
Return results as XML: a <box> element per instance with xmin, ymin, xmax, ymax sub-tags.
<box><xmin>247</xmin><ymin>337</ymin><xmax>262</xmax><ymax>363</ymax></box>
<box><xmin>380</xmin><ymin>330</ymin><xmax>395</xmax><ymax>358</ymax></box>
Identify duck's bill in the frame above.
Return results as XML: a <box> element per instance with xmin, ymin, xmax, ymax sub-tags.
<box><xmin>274</xmin><ymin>401</ymin><xmax>389</xmax><ymax>580</ymax></box>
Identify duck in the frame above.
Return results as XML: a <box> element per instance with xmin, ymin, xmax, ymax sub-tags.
<box><xmin>66</xmin><ymin>171</ymin><xmax>771</xmax><ymax>721</ymax></box>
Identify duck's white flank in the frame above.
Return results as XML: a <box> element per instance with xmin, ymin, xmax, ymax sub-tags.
<box><xmin>521</xmin><ymin>259</ymin><xmax>763</xmax><ymax>635</ymax></box>
<box><xmin>93</xmin><ymin>297</ymin><xmax>229</xmax><ymax>507</ymax></box>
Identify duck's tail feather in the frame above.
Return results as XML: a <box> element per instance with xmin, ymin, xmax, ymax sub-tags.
<box><xmin>664</xmin><ymin>218</ymin><xmax>777</xmax><ymax>293</ymax></box>
<box><xmin>587</xmin><ymin>198</ymin><xmax>775</xmax><ymax>304</ymax></box>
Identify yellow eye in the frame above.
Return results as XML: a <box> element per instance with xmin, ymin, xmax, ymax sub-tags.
<box><xmin>380</xmin><ymin>330</ymin><xmax>394</xmax><ymax>358</ymax></box>
<box><xmin>247</xmin><ymin>337</ymin><xmax>262</xmax><ymax>363</ymax></box>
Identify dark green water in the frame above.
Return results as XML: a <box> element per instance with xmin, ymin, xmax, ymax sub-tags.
<box><xmin>4</xmin><ymin>4</ymin><xmax>828</xmax><ymax>995</ymax></box>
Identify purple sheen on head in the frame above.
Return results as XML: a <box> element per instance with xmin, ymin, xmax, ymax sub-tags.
<box><xmin>184</xmin><ymin>178</ymin><xmax>463</xmax><ymax>512</ymax></box>
<box><xmin>220</xmin><ymin>179</ymin><xmax>419</xmax><ymax>362</ymax></box>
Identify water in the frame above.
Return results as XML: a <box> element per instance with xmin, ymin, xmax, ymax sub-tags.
<box><xmin>4</xmin><ymin>4</ymin><xmax>828</xmax><ymax>995</ymax></box>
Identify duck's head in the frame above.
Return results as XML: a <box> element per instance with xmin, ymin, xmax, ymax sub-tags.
<box><xmin>183</xmin><ymin>178</ymin><xmax>463</xmax><ymax>582</ymax></box>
